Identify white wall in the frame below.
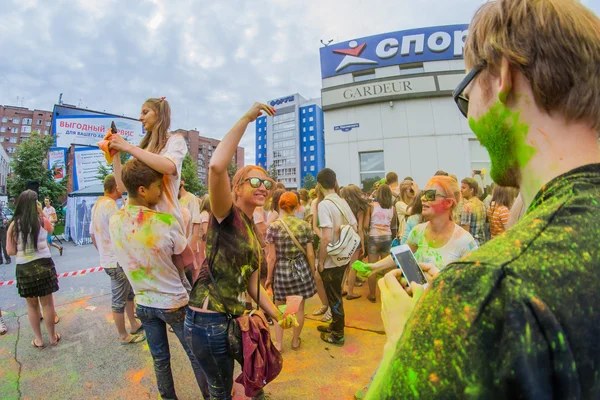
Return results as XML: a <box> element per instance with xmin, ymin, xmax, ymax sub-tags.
<box><xmin>324</xmin><ymin>96</ymin><xmax>482</xmax><ymax>189</ymax></box>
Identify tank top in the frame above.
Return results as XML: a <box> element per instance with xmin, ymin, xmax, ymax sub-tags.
<box><xmin>16</xmin><ymin>218</ymin><xmax>52</xmax><ymax>264</ymax></box>
<box><xmin>369</xmin><ymin>202</ymin><xmax>394</xmax><ymax>237</ymax></box>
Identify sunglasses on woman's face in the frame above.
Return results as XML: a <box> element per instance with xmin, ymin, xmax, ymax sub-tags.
<box><xmin>452</xmin><ymin>64</ymin><xmax>484</xmax><ymax>118</ymax></box>
<box><xmin>244</xmin><ymin>177</ymin><xmax>274</xmax><ymax>190</ymax></box>
<box><xmin>422</xmin><ymin>189</ymin><xmax>448</xmax><ymax>202</ymax></box>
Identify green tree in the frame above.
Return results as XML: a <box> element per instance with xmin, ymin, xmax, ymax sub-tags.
<box><xmin>7</xmin><ymin>132</ymin><xmax>67</xmax><ymax>204</ymax></box>
<box><xmin>302</xmin><ymin>173</ymin><xmax>317</xmax><ymax>190</ymax></box>
<box><xmin>227</xmin><ymin>160</ymin><xmax>238</xmax><ymax>182</ymax></box>
<box><xmin>181</xmin><ymin>153</ymin><xmax>202</xmax><ymax>195</ymax></box>
<box><xmin>95</xmin><ymin>152</ymin><xmax>131</xmax><ymax>182</ymax></box>
<box><xmin>267</xmin><ymin>162</ymin><xmax>279</xmax><ymax>181</ymax></box>
<box><xmin>197</xmin><ymin>183</ymin><xmax>208</xmax><ymax>197</ymax></box>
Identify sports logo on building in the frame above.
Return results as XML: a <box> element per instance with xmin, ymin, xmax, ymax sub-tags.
<box><xmin>320</xmin><ymin>24</ymin><xmax>469</xmax><ymax>79</ymax></box>
<box><xmin>333</xmin><ymin>41</ymin><xmax>378</xmax><ymax>72</ymax></box>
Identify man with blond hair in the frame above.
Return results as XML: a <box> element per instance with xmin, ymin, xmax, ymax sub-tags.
<box><xmin>368</xmin><ymin>0</ymin><xmax>600</xmax><ymax>398</ymax></box>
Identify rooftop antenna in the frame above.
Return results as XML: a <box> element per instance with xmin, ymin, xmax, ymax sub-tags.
<box><xmin>320</xmin><ymin>39</ymin><xmax>333</xmax><ymax>47</ymax></box>
<box><xmin>58</xmin><ymin>93</ymin><xmax>63</xmax><ymax>105</ymax></box>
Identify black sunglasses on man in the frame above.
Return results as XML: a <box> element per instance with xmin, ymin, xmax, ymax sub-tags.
<box><xmin>452</xmin><ymin>64</ymin><xmax>485</xmax><ymax>118</ymax></box>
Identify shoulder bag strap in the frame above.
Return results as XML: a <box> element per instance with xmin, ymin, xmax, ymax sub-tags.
<box><xmin>280</xmin><ymin>219</ymin><xmax>307</xmax><ymax>258</ymax></box>
<box><xmin>325</xmin><ymin>198</ymin><xmax>349</xmax><ymax>225</ymax></box>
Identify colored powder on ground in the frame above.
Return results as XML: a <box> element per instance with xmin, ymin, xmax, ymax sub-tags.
<box><xmin>468</xmin><ymin>101</ymin><xmax>535</xmax><ymax>185</ymax></box>
<box><xmin>352</xmin><ymin>261</ymin><xmax>372</xmax><ymax>280</ymax></box>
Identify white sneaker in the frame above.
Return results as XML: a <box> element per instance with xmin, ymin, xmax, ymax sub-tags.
<box><xmin>321</xmin><ymin>308</ymin><xmax>332</xmax><ymax>322</ymax></box>
<box><xmin>0</xmin><ymin>316</ymin><xmax>7</xmax><ymax>335</ymax></box>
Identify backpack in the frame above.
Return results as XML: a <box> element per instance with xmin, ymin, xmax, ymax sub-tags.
<box><xmin>324</xmin><ymin>198</ymin><xmax>361</xmax><ymax>267</ymax></box>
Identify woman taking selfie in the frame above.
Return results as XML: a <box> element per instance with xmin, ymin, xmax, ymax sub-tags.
<box><xmin>184</xmin><ymin>103</ymin><xmax>295</xmax><ymax>399</ymax></box>
<box><xmin>7</xmin><ymin>190</ymin><xmax>61</xmax><ymax>348</ymax></box>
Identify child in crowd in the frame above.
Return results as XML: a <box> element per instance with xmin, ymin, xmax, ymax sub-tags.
<box><xmin>109</xmin><ymin>159</ymin><xmax>209</xmax><ymax>399</ymax></box>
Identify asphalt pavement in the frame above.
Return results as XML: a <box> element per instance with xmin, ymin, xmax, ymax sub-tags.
<box><xmin>0</xmin><ymin>242</ymin><xmax>387</xmax><ymax>400</ymax></box>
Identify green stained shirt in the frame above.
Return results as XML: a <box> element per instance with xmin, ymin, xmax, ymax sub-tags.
<box><xmin>189</xmin><ymin>206</ymin><xmax>260</xmax><ymax>316</ymax></box>
<box><xmin>374</xmin><ymin>164</ymin><xmax>600</xmax><ymax>399</ymax></box>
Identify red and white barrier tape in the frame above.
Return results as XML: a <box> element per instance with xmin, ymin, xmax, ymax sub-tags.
<box><xmin>0</xmin><ymin>266</ymin><xmax>104</xmax><ymax>287</ymax></box>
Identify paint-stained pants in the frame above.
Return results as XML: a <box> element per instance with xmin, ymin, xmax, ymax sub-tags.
<box><xmin>136</xmin><ymin>305</ymin><xmax>210</xmax><ymax>400</ymax></box>
<box><xmin>184</xmin><ymin>310</ymin><xmax>266</xmax><ymax>400</ymax></box>
<box><xmin>321</xmin><ymin>264</ymin><xmax>348</xmax><ymax>338</ymax></box>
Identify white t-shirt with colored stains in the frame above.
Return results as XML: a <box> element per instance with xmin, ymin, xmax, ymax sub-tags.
<box><xmin>109</xmin><ymin>205</ymin><xmax>188</xmax><ymax>309</ymax></box>
<box><xmin>89</xmin><ymin>196</ymin><xmax>119</xmax><ymax>269</ymax></box>
<box><xmin>406</xmin><ymin>222</ymin><xmax>478</xmax><ymax>271</ymax></box>
<box><xmin>179</xmin><ymin>192</ymin><xmax>200</xmax><ymax>241</ymax></box>
<box><xmin>155</xmin><ymin>134</ymin><xmax>187</xmax><ymax>231</ymax></box>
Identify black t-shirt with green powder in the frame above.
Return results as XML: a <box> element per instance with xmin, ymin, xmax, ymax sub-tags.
<box><xmin>189</xmin><ymin>206</ymin><xmax>260</xmax><ymax>316</ymax></box>
<box><xmin>376</xmin><ymin>164</ymin><xmax>600</xmax><ymax>399</ymax></box>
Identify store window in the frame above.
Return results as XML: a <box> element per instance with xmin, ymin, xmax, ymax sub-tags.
<box><xmin>359</xmin><ymin>151</ymin><xmax>385</xmax><ymax>191</ymax></box>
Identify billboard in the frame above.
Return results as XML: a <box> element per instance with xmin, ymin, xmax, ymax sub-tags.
<box><xmin>48</xmin><ymin>147</ymin><xmax>67</xmax><ymax>182</ymax></box>
<box><xmin>52</xmin><ymin>105</ymin><xmax>145</xmax><ymax>148</ymax></box>
<box><xmin>319</xmin><ymin>24</ymin><xmax>469</xmax><ymax>79</ymax></box>
<box><xmin>73</xmin><ymin>147</ymin><xmax>108</xmax><ymax>191</ymax></box>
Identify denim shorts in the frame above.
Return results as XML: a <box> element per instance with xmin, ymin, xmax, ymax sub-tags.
<box><xmin>105</xmin><ymin>265</ymin><xmax>135</xmax><ymax>313</ymax></box>
<box><xmin>368</xmin><ymin>235</ymin><xmax>393</xmax><ymax>256</ymax></box>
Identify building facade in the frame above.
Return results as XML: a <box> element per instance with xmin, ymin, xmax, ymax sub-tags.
<box><xmin>319</xmin><ymin>25</ymin><xmax>492</xmax><ymax>190</ymax></box>
<box><xmin>0</xmin><ymin>105</ymin><xmax>53</xmax><ymax>157</ymax></box>
<box><xmin>172</xmin><ymin>129</ymin><xmax>245</xmax><ymax>186</ymax></box>
<box><xmin>0</xmin><ymin>144</ymin><xmax>10</xmax><ymax>195</ymax></box>
<box><xmin>255</xmin><ymin>94</ymin><xmax>325</xmax><ymax>189</ymax></box>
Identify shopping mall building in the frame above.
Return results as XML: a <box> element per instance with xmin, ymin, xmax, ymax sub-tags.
<box><xmin>319</xmin><ymin>24</ymin><xmax>491</xmax><ymax>190</ymax></box>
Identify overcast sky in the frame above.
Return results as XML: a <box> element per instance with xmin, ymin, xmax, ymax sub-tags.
<box><xmin>2</xmin><ymin>0</ymin><xmax>599</xmax><ymax>165</ymax></box>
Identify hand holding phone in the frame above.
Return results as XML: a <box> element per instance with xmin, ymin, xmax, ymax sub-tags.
<box><xmin>390</xmin><ymin>244</ymin><xmax>428</xmax><ymax>289</ymax></box>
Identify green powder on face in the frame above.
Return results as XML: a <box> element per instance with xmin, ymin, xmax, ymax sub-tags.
<box><xmin>468</xmin><ymin>101</ymin><xmax>535</xmax><ymax>184</ymax></box>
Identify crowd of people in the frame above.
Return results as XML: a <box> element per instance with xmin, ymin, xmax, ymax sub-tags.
<box><xmin>2</xmin><ymin>0</ymin><xmax>600</xmax><ymax>398</ymax></box>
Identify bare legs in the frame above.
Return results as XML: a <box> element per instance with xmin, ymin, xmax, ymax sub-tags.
<box><xmin>28</xmin><ymin>295</ymin><xmax>59</xmax><ymax>346</ymax></box>
<box><xmin>274</xmin><ymin>299</ymin><xmax>305</xmax><ymax>351</ymax></box>
<box><xmin>114</xmin><ymin>300</ymin><xmax>142</xmax><ymax>341</ymax></box>
<box><xmin>367</xmin><ymin>254</ymin><xmax>380</xmax><ymax>301</ymax></box>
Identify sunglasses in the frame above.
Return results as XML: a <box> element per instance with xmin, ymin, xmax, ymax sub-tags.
<box><xmin>243</xmin><ymin>177</ymin><xmax>274</xmax><ymax>190</ymax></box>
<box><xmin>422</xmin><ymin>189</ymin><xmax>447</xmax><ymax>202</ymax></box>
<box><xmin>452</xmin><ymin>64</ymin><xmax>484</xmax><ymax>118</ymax></box>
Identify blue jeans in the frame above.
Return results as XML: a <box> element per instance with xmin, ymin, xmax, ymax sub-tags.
<box><xmin>184</xmin><ymin>310</ymin><xmax>266</xmax><ymax>400</ymax></box>
<box><xmin>136</xmin><ymin>305</ymin><xmax>209</xmax><ymax>400</ymax></box>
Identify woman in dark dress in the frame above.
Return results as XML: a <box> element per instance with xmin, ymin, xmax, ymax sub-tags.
<box><xmin>7</xmin><ymin>190</ymin><xmax>60</xmax><ymax>348</ymax></box>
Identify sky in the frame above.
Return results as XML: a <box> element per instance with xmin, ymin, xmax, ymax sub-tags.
<box><xmin>1</xmin><ymin>0</ymin><xmax>599</xmax><ymax>166</ymax></box>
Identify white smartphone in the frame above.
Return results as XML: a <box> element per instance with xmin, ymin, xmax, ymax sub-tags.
<box><xmin>390</xmin><ymin>244</ymin><xmax>428</xmax><ymax>289</ymax></box>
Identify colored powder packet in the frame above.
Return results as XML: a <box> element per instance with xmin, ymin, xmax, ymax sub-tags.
<box><xmin>285</xmin><ymin>296</ymin><xmax>303</xmax><ymax>316</ymax></box>
<box><xmin>352</xmin><ymin>260</ymin><xmax>372</xmax><ymax>280</ymax></box>
<box><xmin>277</xmin><ymin>304</ymin><xmax>299</xmax><ymax>327</ymax></box>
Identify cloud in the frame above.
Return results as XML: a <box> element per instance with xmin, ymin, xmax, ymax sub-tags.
<box><xmin>2</xmin><ymin>0</ymin><xmax>599</xmax><ymax>167</ymax></box>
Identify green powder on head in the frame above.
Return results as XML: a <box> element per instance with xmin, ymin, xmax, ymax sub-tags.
<box><xmin>468</xmin><ymin>101</ymin><xmax>535</xmax><ymax>185</ymax></box>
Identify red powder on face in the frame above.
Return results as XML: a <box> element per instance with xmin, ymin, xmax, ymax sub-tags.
<box><xmin>429</xmin><ymin>202</ymin><xmax>446</xmax><ymax>214</ymax></box>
